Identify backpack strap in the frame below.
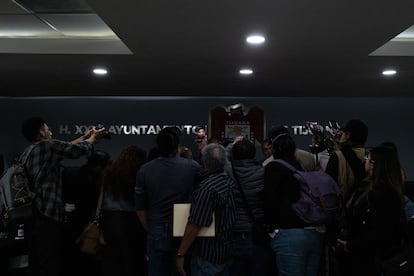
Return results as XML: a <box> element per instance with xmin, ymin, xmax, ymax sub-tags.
<box><xmin>95</xmin><ymin>180</ymin><xmax>105</xmax><ymax>219</ymax></box>
<box><xmin>19</xmin><ymin>143</ymin><xmax>37</xmax><ymax>166</ymax></box>
<box><xmin>339</xmin><ymin>146</ymin><xmax>366</xmax><ymax>204</ymax></box>
<box><xmin>19</xmin><ymin>143</ymin><xmax>40</xmax><ymax>192</ymax></box>
<box><xmin>340</xmin><ymin>146</ymin><xmax>366</xmax><ymax>184</ymax></box>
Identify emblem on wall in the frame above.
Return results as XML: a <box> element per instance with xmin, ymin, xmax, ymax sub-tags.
<box><xmin>209</xmin><ymin>103</ymin><xmax>265</xmax><ymax>143</ymax></box>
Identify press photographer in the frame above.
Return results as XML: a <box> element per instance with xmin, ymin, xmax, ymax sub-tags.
<box><xmin>18</xmin><ymin>117</ymin><xmax>107</xmax><ymax>276</ymax></box>
<box><xmin>194</xmin><ymin>126</ymin><xmax>207</xmax><ymax>164</ymax></box>
<box><xmin>305</xmin><ymin>121</ymin><xmax>341</xmax><ymax>171</ymax></box>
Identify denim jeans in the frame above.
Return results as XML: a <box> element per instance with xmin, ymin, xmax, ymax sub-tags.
<box><xmin>191</xmin><ymin>256</ymin><xmax>230</xmax><ymax>276</ymax></box>
<box><xmin>270</xmin><ymin>228</ymin><xmax>324</xmax><ymax>276</ymax></box>
<box><xmin>147</xmin><ymin>223</ymin><xmax>179</xmax><ymax>276</ymax></box>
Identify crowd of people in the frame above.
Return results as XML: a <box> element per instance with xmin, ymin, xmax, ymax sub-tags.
<box><xmin>1</xmin><ymin>117</ymin><xmax>413</xmax><ymax>276</ymax></box>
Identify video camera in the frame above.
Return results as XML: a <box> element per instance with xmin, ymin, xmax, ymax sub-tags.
<box><xmin>305</xmin><ymin>121</ymin><xmax>341</xmax><ymax>154</ymax></box>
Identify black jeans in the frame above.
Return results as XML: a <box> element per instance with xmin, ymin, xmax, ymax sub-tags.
<box><xmin>100</xmin><ymin>210</ymin><xmax>147</xmax><ymax>276</ymax></box>
<box><xmin>28</xmin><ymin>209</ymin><xmax>64</xmax><ymax>276</ymax></box>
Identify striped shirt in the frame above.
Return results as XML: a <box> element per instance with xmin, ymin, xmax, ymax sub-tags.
<box><xmin>189</xmin><ymin>171</ymin><xmax>236</xmax><ymax>264</ymax></box>
<box><xmin>22</xmin><ymin>139</ymin><xmax>93</xmax><ymax>222</ymax></box>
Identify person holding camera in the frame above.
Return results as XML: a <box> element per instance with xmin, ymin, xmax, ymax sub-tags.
<box><xmin>193</xmin><ymin>126</ymin><xmax>208</xmax><ymax>165</ymax></box>
<box><xmin>21</xmin><ymin>117</ymin><xmax>106</xmax><ymax>276</ymax></box>
<box><xmin>325</xmin><ymin>119</ymin><xmax>368</xmax><ymax>204</ymax></box>
<box><xmin>324</xmin><ymin>119</ymin><xmax>368</xmax><ymax>276</ymax></box>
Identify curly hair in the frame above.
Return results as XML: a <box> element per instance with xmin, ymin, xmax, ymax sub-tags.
<box><xmin>21</xmin><ymin>117</ymin><xmax>45</xmax><ymax>142</ymax></box>
<box><xmin>103</xmin><ymin>145</ymin><xmax>147</xmax><ymax>200</ymax></box>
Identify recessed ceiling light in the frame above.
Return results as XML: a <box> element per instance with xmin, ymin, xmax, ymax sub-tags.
<box><xmin>239</xmin><ymin>69</ymin><xmax>253</xmax><ymax>75</ymax></box>
<box><xmin>246</xmin><ymin>35</ymin><xmax>265</xmax><ymax>44</ymax></box>
<box><xmin>382</xmin><ymin>69</ymin><xmax>397</xmax><ymax>76</ymax></box>
<box><xmin>93</xmin><ymin>68</ymin><xmax>108</xmax><ymax>75</ymax></box>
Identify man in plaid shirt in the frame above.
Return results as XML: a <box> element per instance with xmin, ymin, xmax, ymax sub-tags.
<box><xmin>21</xmin><ymin>117</ymin><xmax>106</xmax><ymax>276</ymax></box>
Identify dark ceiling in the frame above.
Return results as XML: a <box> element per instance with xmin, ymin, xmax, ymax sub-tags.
<box><xmin>1</xmin><ymin>0</ymin><xmax>414</xmax><ymax>97</ymax></box>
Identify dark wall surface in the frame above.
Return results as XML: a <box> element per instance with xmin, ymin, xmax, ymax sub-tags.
<box><xmin>1</xmin><ymin>96</ymin><xmax>413</xmax><ymax>180</ymax></box>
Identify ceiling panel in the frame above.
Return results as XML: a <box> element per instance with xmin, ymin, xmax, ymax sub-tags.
<box><xmin>0</xmin><ymin>14</ymin><xmax>57</xmax><ymax>37</ymax></box>
<box><xmin>40</xmin><ymin>14</ymin><xmax>118</xmax><ymax>38</ymax></box>
<box><xmin>370</xmin><ymin>25</ymin><xmax>414</xmax><ymax>56</ymax></box>
<box><xmin>0</xmin><ymin>38</ymin><xmax>132</xmax><ymax>54</ymax></box>
<box><xmin>0</xmin><ymin>1</ymin><xmax>30</xmax><ymax>14</ymax></box>
<box><xmin>0</xmin><ymin>5</ymin><xmax>132</xmax><ymax>54</ymax></box>
<box><xmin>15</xmin><ymin>0</ymin><xmax>92</xmax><ymax>13</ymax></box>
<box><xmin>1</xmin><ymin>0</ymin><xmax>414</xmax><ymax>96</ymax></box>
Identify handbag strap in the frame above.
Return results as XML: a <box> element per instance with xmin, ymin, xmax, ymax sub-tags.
<box><xmin>19</xmin><ymin>144</ymin><xmax>36</xmax><ymax>165</ymax></box>
<box><xmin>232</xmin><ymin>164</ymin><xmax>256</xmax><ymax>223</ymax></box>
<box><xmin>95</xmin><ymin>178</ymin><xmax>104</xmax><ymax>217</ymax></box>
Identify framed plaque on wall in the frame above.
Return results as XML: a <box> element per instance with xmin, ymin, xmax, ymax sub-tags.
<box><xmin>209</xmin><ymin>103</ymin><xmax>265</xmax><ymax>144</ymax></box>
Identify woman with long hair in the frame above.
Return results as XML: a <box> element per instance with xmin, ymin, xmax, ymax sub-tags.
<box><xmin>101</xmin><ymin>145</ymin><xmax>148</xmax><ymax>276</ymax></box>
<box><xmin>338</xmin><ymin>144</ymin><xmax>406</xmax><ymax>275</ymax></box>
